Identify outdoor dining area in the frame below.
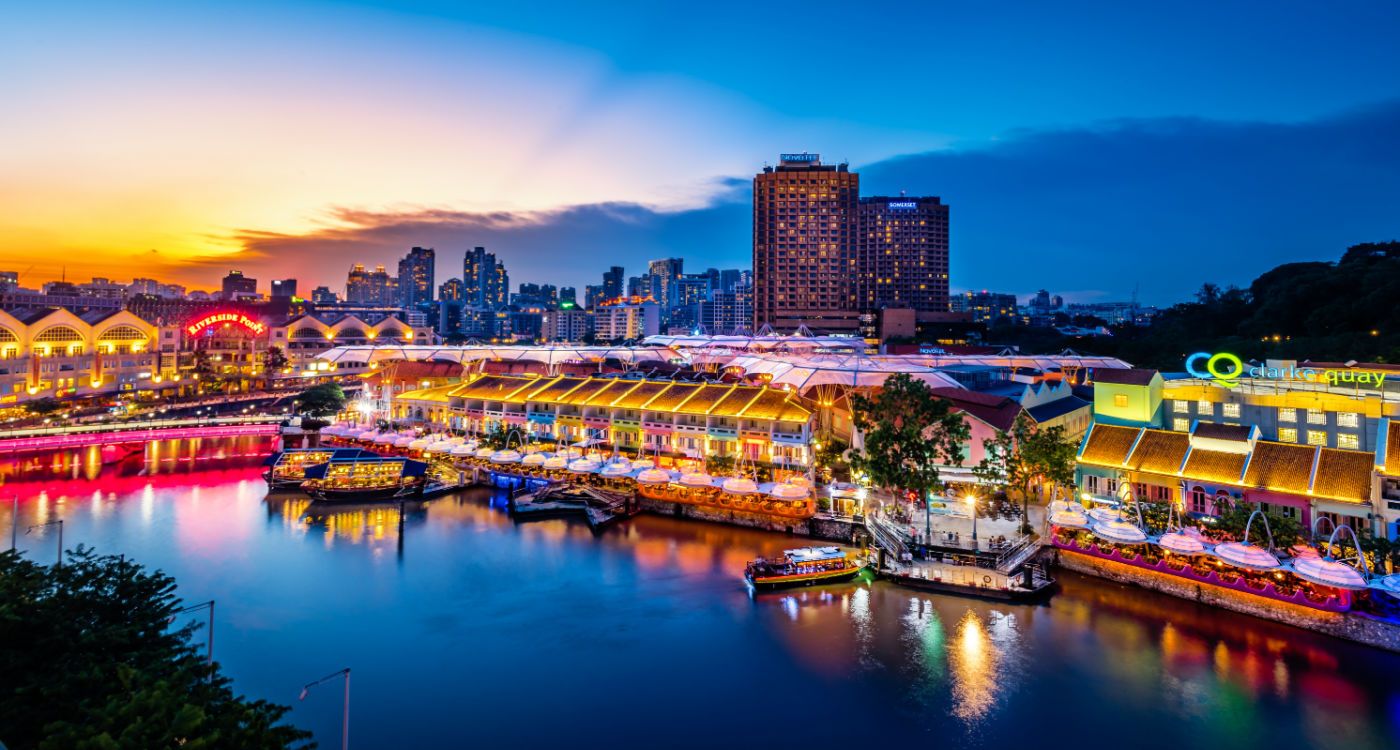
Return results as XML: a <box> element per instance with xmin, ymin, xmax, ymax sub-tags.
<box><xmin>1047</xmin><ymin>486</ymin><xmax>1389</xmax><ymax>612</ymax></box>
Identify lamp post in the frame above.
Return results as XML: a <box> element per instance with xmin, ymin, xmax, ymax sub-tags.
<box><xmin>300</xmin><ymin>668</ymin><xmax>351</xmax><ymax>750</ymax></box>
<box><xmin>172</xmin><ymin>600</ymin><xmax>216</xmax><ymax>669</ymax></box>
<box><xmin>966</xmin><ymin>493</ymin><xmax>978</xmax><ymax>549</ymax></box>
<box><xmin>26</xmin><ymin>519</ymin><xmax>63</xmax><ymax>566</ymax></box>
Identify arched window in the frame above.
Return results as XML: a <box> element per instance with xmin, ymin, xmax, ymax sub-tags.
<box><xmin>1213</xmin><ymin>491</ymin><xmax>1232</xmax><ymax>516</ymax></box>
<box><xmin>1189</xmin><ymin>486</ymin><xmax>1209</xmax><ymax>515</ymax></box>
<box><xmin>291</xmin><ymin>327</ymin><xmax>324</xmax><ymax>339</ymax></box>
<box><xmin>0</xmin><ymin>327</ymin><xmax>16</xmax><ymax>343</ymax></box>
<box><xmin>379</xmin><ymin>327</ymin><xmax>407</xmax><ymax>339</ymax></box>
<box><xmin>34</xmin><ymin>325</ymin><xmax>84</xmax><ymax>356</ymax></box>
<box><xmin>336</xmin><ymin>327</ymin><xmax>367</xmax><ymax>339</ymax></box>
<box><xmin>98</xmin><ymin>325</ymin><xmax>148</xmax><ymax>353</ymax></box>
<box><xmin>35</xmin><ymin>326</ymin><xmax>83</xmax><ymax>342</ymax></box>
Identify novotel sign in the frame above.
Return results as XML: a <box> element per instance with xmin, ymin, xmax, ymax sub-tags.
<box><xmin>185</xmin><ymin>312</ymin><xmax>267</xmax><ymax>337</ymax></box>
<box><xmin>887</xmin><ymin>201</ymin><xmax>918</xmax><ymax>209</ymax></box>
<box><xmin>780</xmin><ymin>153</ymin><xmax>820</xmax><ymax>163</ymax></box>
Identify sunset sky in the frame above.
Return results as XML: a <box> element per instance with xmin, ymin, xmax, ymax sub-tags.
<box><xmin>3</xmin><ymin>1</ymin><xmax>1399</xmax><ymax>303</ymax></box>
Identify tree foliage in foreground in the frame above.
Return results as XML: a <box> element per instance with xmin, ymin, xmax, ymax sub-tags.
<box><xmin>0</xmin><ymin>547</ymin><xmax>312</xmax><ymax>750</ymax></box>
<box><xmin>850</xmin><ymin>373</ymin><xmax>970</xmax><ymax>502</ymax></box>
<box><xmin>295</xmin><ymin>383</ymin><xmax>347</xmax><ymax>419</ymax></box>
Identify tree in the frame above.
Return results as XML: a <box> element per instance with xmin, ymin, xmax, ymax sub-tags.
<box><xmin>295</xmin><ymin>382</ymin><xmax>347</xmax><ymax>419</ymax></box>
<box><xmin>849</xmin><ymin>373</ymin><xmax>970</xmax><ymax>507</ymax></box>
<box><xmin>25</xmin><ymin>397</ymin><xmax>64</xmax><ymax>417</ymax></box>
<box><xmin>1215</xmin><ymin>501</ymin><xmax>1301</xmax><ymax>549</ymax></box>
<box><xmin>264</xmin><ymin>346</ymin><xmax>289</xmax><ymax>372</ymax></box>
<box><xmin>0</xmin><ymin>547</ymin><xmax>311</xmax><ymax>749</ymax></box>
<box><xmin>705</xmin><ymin>454</ymin><xmax>735</xmax><ymax>476</ymax></box>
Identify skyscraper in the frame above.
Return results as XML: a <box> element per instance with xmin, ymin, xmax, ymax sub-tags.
<box><xmin>647</xmin><ymin>258</ymin><xmax>683</xmax><ymax>307</ymax></box>
<box><xmin>270</xmin><ymin>279</ymin><xmax>297</xmax><ymax>299</ymax></box>
<box><xmin>602</xmin><ymin>266</ymin><xmax>624</xmax><ymax>300</ymax></box>
<box><xmin>463</xmin><ymin>246</ymin><xmax>508</xmax><ymax>308</ymax></box>
<box><xmin>855</xmin><ymin>196</ymin><xmax>949</xmax><ymax>313</ymax></box>
<box><xmin>220</xmin><ymin>270</ymin><xmax>258</xmax><ymax>301</ymax></box>
<box><xmin>752</xmin><ymin>153</ymin><xmax>859</xmax><ymax>332</ymax></box>
<box><xmin>397</xmin><ymin>246</ymin><xmax>436</xmax><ymax>307</ymax></box>
<box><xmin>345</xmin><ymin>263</ymin><xmax>397</xmax><ymax>305</ymax></box>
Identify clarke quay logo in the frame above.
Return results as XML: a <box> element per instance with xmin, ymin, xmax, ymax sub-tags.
<box><xmin>1184</xmin><ymin>352</ymin><xmax>1386</xmax><ymax>388</ymax></box>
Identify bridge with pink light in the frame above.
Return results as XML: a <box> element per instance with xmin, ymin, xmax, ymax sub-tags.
<box><xmin>0</xmin><ymin>417</ymin><xmax>284</xmax><ymax>454</ymax></box>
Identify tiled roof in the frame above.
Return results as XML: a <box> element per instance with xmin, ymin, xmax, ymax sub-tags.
<box><xmin>1192</xmin><ymin>423</ymin><xmax>1250</xmax><ymax>442</ymax></box>
<box><xmin>454</xmin><ymin>375</ymin><xmax>538</xmax><ymax>401</ymax></box>
<box><xmin>931</xmin><ymin>387</ymin><xmax>1022</xmax><ymax>432</ymax></box>
<box><xmin>1091</xmin><ymin>368</ymin><xmax>1159</xmax><ymax>386</ymax></box>
<box><xmin>610</xmin><ymin>381</ymin><xmax>671</xmax><ymax>409</ymax></box>
<box><xmin>555</xmin><ymin>378</ymin><xmax>614</xmax><ymax>406</ymax></box>
<box><xmin>739</xmin><ymin>389</ymin><xmax>811</xmax><ymax>422</ymax></box>
<box><xmin>526</xmin><ymin>377</ymin><xmax>587</xmax><ymax>403</ymax></box>
<box><xmin>1241</xmin><ymin>442</ymin><xmax>1315</xmax><ymax>495</ymax></box>
<box><xmin>1384</xmin><ymin>422</ymin><xmax>1400</xmax><ymax>476</ymax></box>
<box><xmin>1313</xmin><ymin>449</ymin><xmax>1373</xmax><ymax>503</ymax></box>
<box><xmin>396</xmin><ymin>384</ymin><xmax>455</xmax><ymax>403</ymax></box>
<box><xmin>645</xmin><ymin>382</ymin><xmax>700</xmax><ymax>411</ymax></box>
<box><xmin>674</xmin><ymin>384</ymin><xmax>735</xmax><ymax>415</ymax></box>
<box><xmin>709</xmin><ymin>387</ymin><xmax>761</xmax><ymax>417</ymax></box>
<box><xmin>581</xmin><ymin>379</ymin><xmax>633</xmax><ymax>406</ymax></box>
<box><xmin>1125</xmin><ymin>430</ymin><xmax>1189</xmax><ymax>474</ymax></box>
<box><xmin>1080</xmin><ymin>424</ymin><xmax>1141</xmax><ymax>466</ymax></box>
<box><xmin>1181</xmin><ymin>449</ymin><xmax>1247</xmax><ymax>484</ymax></box>
<box><xmin>1025</xmin><ymin>396</ymin><xmax>1090</xmax><ymax>424</ymax></box>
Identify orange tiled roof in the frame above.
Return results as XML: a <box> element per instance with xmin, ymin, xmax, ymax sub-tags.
<box><xmin>1385</xmin><ymin>423</ymin><xmax>1400</xmax><ymax>476</ymax></box>
<box><xmin>1181</xmin><ymin>448</ymin><xmax>1247</xmax><ymax>484</ymax></box>
<box><xmin>610</xmin><ymin>381</ymin><xmax>671</xmax><ymax>409</ymax></box>
<box><xmin>1080</xmin><ymin>424</ymin><xmax>1140</xmax><ymax>466</ymax></box>
<box><xmin>582</xmin><ymin>379</ymin><xmax>634</xmax><ymax>406</ymax></box>
<box><xmin>645</xmin><ymin>382</ymin><xmax>700</xmax><ymax>411</ymax></box>
<box><xmin>454</xmin><ymin>375</ymin><xmax>537</xmax><ymax>401</ymax></box>
<box><xmin>555</xmin><ymin>378</ymin><xmax>614</xmax><ymax>406</ymax></box>
<box><xmin>710</xmin><ymin>387</ymin><xmax>762</xmax><ymax>417</ymax></box>
<box><xmin>674</xmin><ymin>384</ymin><xmax>735</xmax><ymax>415</ymax></box>
<box><xmin>1313</xmin><ymin>448</ymin><xmax>1373</xmax><ymax>503</ymax></box>
<box><xmin>1242</xmin><ymin>442</ymin><xmax>1315</xmax><ymax>495</ymax></box>
<box><xmin>738</xmin><ymin>389</ymin><xmax>811</xmax><ymax>422</ymax></box>
<box><xmin>1125</xmin><ymin>430</ymin><xmax>1188</xmax><ymax>474</ymax></box>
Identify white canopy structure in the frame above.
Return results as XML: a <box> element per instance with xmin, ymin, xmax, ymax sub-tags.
<box><xmin>636</xmin><ymin>468</ymin><xmax>673</xmax><ymax>485</ymax></box>
<box><xmin>721</xmin><ymin>354</ymin><xmax>964</xmax><ymax>397</ymax></box>
<box><xmin>1157</xmin><ymin>531</ymin><xmax>1208</xmax><ymax>555</ymax></box>
<box><xmin>1291</xmin><ymin>556</ymin><xmax>1368</xmax><ymax>590</ymax></box>
<box><xmin>1213</xmin><ymin>542</ymin><xmax>1281</xmax><ymax>570</ymax></box>
<box><xmin>314</xmin><ymin>345</ymin><xmax>678</xmax><ymax>374</ymax></box>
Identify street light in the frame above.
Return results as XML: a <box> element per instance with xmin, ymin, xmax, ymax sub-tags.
<box><xmin>26</xmin><ymin>519</ymin><xmax>63</xmax><ymax>566</ymax></box>
<box><xmin>965</xmin><ymin>493</ymin><xmax>978</xmax><ymax>548</ymax></box>
<box><xmin>170</xmin><ymin>600</ymin><xmax>216</xmax><ymax>670</ymax></box>
<box><xmin>300</xmin><ymin>668</ymin><xmax>351</xmax><ymax>750</ymax></box>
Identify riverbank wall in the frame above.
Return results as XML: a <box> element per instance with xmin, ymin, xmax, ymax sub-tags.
<box><xmin>632</xmin><ymin>495</ymin><xmax>860</xmax><ymax>542</ymax></box>
<box><xmin>1054</xmin><ymin>546</ymin><xmax>1400</xmax><ymax>653</ymax></box>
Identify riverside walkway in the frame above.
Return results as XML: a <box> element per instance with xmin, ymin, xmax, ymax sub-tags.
<box><xmin>0</xmin><ymin>416</ymin><xmax>284</xmax><ymax>454</ymax></box>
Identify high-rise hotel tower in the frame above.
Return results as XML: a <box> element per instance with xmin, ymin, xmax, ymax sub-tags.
<box><xmin>752</xmin><ymin>153</ymin><xmax>860</xmax><ymax>333</ymax></box>
<box><xmin>856</xmin><ymin>196</ymin><xmax>949</xmax><ymax>314</ymax></box>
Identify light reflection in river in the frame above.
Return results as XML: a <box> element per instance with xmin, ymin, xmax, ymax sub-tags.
<box><xmin>1</xmin><ymin>437</ymin><xmax>1398</xmax><ymax>750</ymax></box>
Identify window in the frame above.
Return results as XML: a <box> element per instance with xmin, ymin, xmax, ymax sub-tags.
<box><xmin>1338</xmin><ymin>412</ymin><xmax>1359</xmax><ymax>428</ymax></box>
<box><xmin>1279</xmin><ymin>408</ymin><xmax>1296</xmax><ymax>423</ymax></box>
<box><xmin>1173</xmin><ymin>418</ymin><xmax>1190</xmax><ymax>431</ymax></box>
<box><xmin>1338</xmin><ymin>433</ymin><xmax>1360</xmax><ymax>450</ymax></box>
<box><xmin>1307</xmin><ymin>430</ymin><xmax>1328</xmax><ymax>446</ymax></box>
<box><xmin>1113</xmin><ymin>394</ymin><xmax>1128</xmax><ymax>408</ymax></box>
<box><xmin>1279</xmin><ymin>428</ymin><xmax>1298</xmax><ymax>443</ymax></box>
<box><xmin>1197</xmin><ymin>400</ymin><xmax>1214</xmax><ymax>415</ymax></box>
<box><xmin>1190</xmin><ymin>486</ymin><xmax>1209</xmax><ymax>515</ymax></box>
<box><xmin>1173</xmin><ymin>400</ymin><xmax>1189</xmax><ymax>413</ymax></box>
<box><xmin>1153</xmin><ymin>485</ymin><xmax>1172</xmax><ymax>501</ymax></box>
<box><xmin>1222</xmin><ymin>403</ymin><xmax>1241</xmax><ymax>418</ymax></box>
<box><xmin>1085</xmin><ymin>475</ymin><xmax>1100</xmax><ymax>494</ymax></box>
<box><xmin>1306</xmin><ymin>409</ymin><xmax>1326</xmax><ymax>425</ymax></box>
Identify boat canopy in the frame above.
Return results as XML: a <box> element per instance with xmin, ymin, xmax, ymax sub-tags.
<box><xmin>302</xmin><ymin>457</ymin><xmax>428</xmax><ymax>480</ymax></box>
<box><xmin>785</xmin><ymin>547</ymin><xmax>846</xmax><ymax>563</ymax></box>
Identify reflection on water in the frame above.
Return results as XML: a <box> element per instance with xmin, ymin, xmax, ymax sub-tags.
<box><xmin>2</xmin><ymin>438</ymin><xmax>1399</xmax><ymax>750</ymax></box>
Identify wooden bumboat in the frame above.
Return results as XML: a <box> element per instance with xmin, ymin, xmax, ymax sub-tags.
<box><xmin>744</xmin><ymin>547</ymin><xmax>866</xmax><ymax>590</ymax></box>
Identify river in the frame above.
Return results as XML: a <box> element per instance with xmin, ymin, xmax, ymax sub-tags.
<box><xmin>3</xmin><ymin>437</ymin><xmax>1398</xmax><ymax>749</ymax></box>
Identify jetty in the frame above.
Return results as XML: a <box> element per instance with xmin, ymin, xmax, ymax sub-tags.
<box><xmin>866</xmin><ymin>510</ymin><xmax>1055</xmax><ymax>601</ymax></box>
<box><xmin>508</xmin><ymin>484</ymin><xmax>638</xmax><ymax>530</ymax></box>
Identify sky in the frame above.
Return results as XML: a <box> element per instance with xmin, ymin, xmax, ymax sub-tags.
<box><xmin>2</xmin><ymin>1</ymin><xmax>1398</xmax><ymax>304</ymax></box>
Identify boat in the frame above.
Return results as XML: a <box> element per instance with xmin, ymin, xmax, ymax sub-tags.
<box><xmin>300</xmin><ymin>455</ymin><xmax>433</xmax><ymax>502</ymax></box>
<box><xmin>744</xmin><ymin>546</ymin><xmax>866</xmax><ymax>590</ymax></box>
<box><xmin>263</xmin><ymin>448</ymin><xmax>377</xmax><ymax>489</ymax></box>
<box><xmin>878</xmin><ymin>560</ymin><xmax>1056</xmax><ymax>602</ymax></box>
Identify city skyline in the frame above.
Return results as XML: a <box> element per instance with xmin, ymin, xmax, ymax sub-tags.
<box><xmin>4</xmin><ymin>3</ymin><xmax>1399</xmax><ymax>303</ymax></box>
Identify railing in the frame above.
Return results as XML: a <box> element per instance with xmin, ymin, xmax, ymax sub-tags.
<box><xmin>0</xmin><ymin>415</ymin><xmax>285</xmax><ymax>440</ymax></box>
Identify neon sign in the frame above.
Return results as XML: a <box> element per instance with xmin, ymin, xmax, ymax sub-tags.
<box><xmin>185</xmin><ymin>312</ymin><xmax>267</xmax><ymax>337</ymax></box>
<box><xmin>888</xmin><ymin>201</ymin><xmax>917</xmax><ymax>209</ymax></box>
<box><xmin>780</xmin><ymin>153</ymin><xmax>820</xmax><ymax>163</ymax></box>
<box><xmin>1186</xmin><ymin>351</ymin><xmax>1386</xmax><ymax>388</ymax></box>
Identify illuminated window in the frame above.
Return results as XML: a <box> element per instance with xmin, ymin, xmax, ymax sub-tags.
<box><xmin>1337</xmin><ymin>412</ymin><xmax>1359</xmax><ymax>428</ymax></box>
<box><xmin>1279</xmin><ymin>428</ymin><xmax>1298</xmax><ymax>443</ymax></box>
<box><xmin>1173</xmin><ymin>418</ymin><xmax>1190</xmax><ymax>431</ymax></box>
<box><xmin>1189</xmin><ymin>486</ymin><xmax>1209</xmax><ymax>515</ymax></box>
<box><xmin>1173</xmin><ymin>400</ymin><xmax>1189</xmax><ymax>413</ymax></box>
<box><xmin>1197</xmin><ymin>400</ymin><xmax>1213</xmax><ymax>415</ymax></box>
<box><xmin>1338</xmin><ymin>433</ymin><xmax>1360</xmax><ymax>450</ymax></box>
<box><xmin>1222</xmin><ymin>403</ymin><xmax>1240</xmax><ymax>418</ymax></box>
<box><xmin>1279</xmin><ymin>408</ymin><xmax>1296</xmax><ymax>423</ymax></box>
<box><xmin>1307</xmin><ymin>409</ymin><xmax>1326</xmax><ymax>424</ymax></box>
<box><xmin>1306</xmin><ymin>430</ymin><xmax>1328</xmax><ymax>446</ymax></box>
<box><xmin>1113</xmin><ymin>394</ymin><xmax>1128</xmax><ymax>407</ymax></box>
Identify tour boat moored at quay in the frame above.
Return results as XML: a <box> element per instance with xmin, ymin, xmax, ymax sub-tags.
<box><xmin>744</xmin><ymin>546</ymin><xmax>867</xmax><ymax>590</ymax></box>
<box><xmin>300</xmin><ymin>455</ymin><xmax>435</xmax><ymax>502</ymax></box>
<box><xmin>263</xmin><ymin>448</ymin><xmax>379</xmax><ymax>489</ymax></box>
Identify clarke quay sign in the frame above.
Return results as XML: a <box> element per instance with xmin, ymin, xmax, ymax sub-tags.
<box><xmin>185</xmin><ymin>312</ymin><xmax>267</xmax><ymax>337</ymax></box>
<box><xmin>1185</xmin><ymin>351</ymin><xmax>1386</xmax><ymax>388</ymax></box>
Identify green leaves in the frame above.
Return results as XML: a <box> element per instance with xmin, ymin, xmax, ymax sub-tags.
<box><xmin>296</xmin><ymin>382</ymin><xmax>348</xmax><ymax>418</ymax></box>
<box><xmin>0</xmin><ymin>547</ymin><xmax>311</xmax><ymax>750</ymax></box>
<box><xmin>850</xmin><ymin>373</ymin><xmax>970</xmax><ymax>500</ymax></box>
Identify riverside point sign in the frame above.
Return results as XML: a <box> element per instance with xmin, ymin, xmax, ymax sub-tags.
<box><xmin>185</xmin><ymin>312</ymin><xmax>267</xmax><ymax>337</ymax></box>
<box><xmin>1185</xmin><ymin>352</ymin><xmax>1387</xmax><ymax>388</ymax></box>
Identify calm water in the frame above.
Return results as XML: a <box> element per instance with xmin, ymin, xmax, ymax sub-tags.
<box><xmin>4</xmin><ymin>437</ymin><xmax>1400</xmax><ymax>750</ymax></box>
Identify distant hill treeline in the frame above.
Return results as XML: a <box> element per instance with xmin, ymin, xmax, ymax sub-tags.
<box><xmin>997</xmin><ymin>241</ymin><xmax>1400</xmax><ymax>370</ymax></box>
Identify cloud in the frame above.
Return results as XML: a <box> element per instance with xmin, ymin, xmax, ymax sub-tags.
<box><xmin>177</xmin><ymin>101</ymin><xmax>1400</xmax><ymax>304</ymax></box>
<box><xmin>860</xmin><ymin>100</ymin><xmax>1400</xmax><ymax>304</ymax></box>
